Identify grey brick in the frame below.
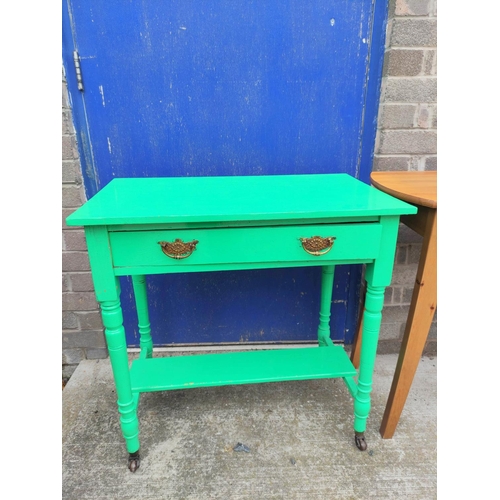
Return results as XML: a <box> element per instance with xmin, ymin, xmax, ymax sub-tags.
<box><xmin>384</xmin><ymin>287</ymin><xmax>393</xmax><ymax>304</ymax></box>
<box><xmin>64</xmin><ymin>230</ymin><xmax>87</xmax><ymax>251</ymax></box>
<box><xmin>86</xmin><ymin>348</ymin><xmax>108</xmax><ymax>360</ymax></box>
<box><xmin>379</xmin><ymin>104</ymin><xmax>417</xmax><ymax>128</ymax></box>
<box><xmin>409</xmin><ymin>156</ymin><xmax>422</xmax><ymax>171</ymax></box>
<box><xmin>423</xmin><ymin>50</ymin><xmax>437</xmax><ymax>76</ymax></box>
<box><xmin>397</xmin><ymin>224</ymin><xmax>423</xmax><ymax>244</ymax></box>
<box><xmin>396</xmin><ymin>245</ymin><xmax>408</xmax><ymax>264</ymax></box>
<box><xmin>385</xmin><ymin>49</ymin><xmax>425</xmax><ymax>77</ymax></box>
<box><xmin>378</xmin><ymin>130</ymin><xmax>437</xmax><ymax>154</ymax></box>
<box><xmin>391</xmin><ymin>19</ymin><xmax>437</xmax><ymax>46</ymax></box>
<box><xmin>62</xmin><ymin>292</ymin><xmax>98</xmax><ymax>311</ymax></box>
<box><xmin>390</xmin><ymin>263</ymin><xmax>418</xmax><ymax>286</ymax></box>
<box><xmin>62</xmin><ymin>252</ymin><xmax>90</xmax><ymax>272</ymax></box>
<box><xmin>379</xmin><ymin>322</ymin><xmax>402</xmax><ymax>341</ymax></box>
<box><xmin>62</xmin><ymin>161</ymin><xmax>82</xmax><ymax>184</ymax></box>
<box><xmin>381</xmin><ymin>304</ymin><xmax>411</xmax><ymax>323</ymax></box>
<box><xmin>395</xmin><ymin>0</ymin><xmax>433</xmax><ymax>16</ymax></box>
<box><xmin>408</xmin><ymin>243</ymin><xmax>422</xmax><ymax>264</ymax></box>
<box><xmin>62</xmin><ymin>273</ymin><xmax>70</xmax><ymax>292</ymax></box>
<box><xmin>393</xmin><ymin>286</ymin><xmax>405</xmax><ymax>304</ymax></box>
<box><xmin>62</xmin><ymin>348</ymin><xmax>85</xmax><ymax>365</ymax></box>
<box><xmin>377</xmin><ymin>339</ymin><xmax>403</xmax><ymax>355</ymax></box>
<box><xmin>69</xmin><ymin>273</ymin><xmax>95</xmax><ymax>292</ymax></box>
<box><xmin>416</xmin><ymin>104</ymin><xmax>432</xmax><ymax>128</ymax></box>
<box><xmin>76</xmin><ymin>311</ymin><xmax>103</xmax><ymax>330</ymax></box>
<box><xmin>431</xmin><ymin>0</ymin><xmax>437</xmax><ymax>17</ymax></box>
<box><xmin>384</xmin><ymin>77</ymin><xmax>437</xmax><ymax>102</ymax></box>
<box><xmin>63</xmin><ymin>209</ymin><xmax>83</xmax><ymax>230</ymax></box>
<box><xmin>431</xmin><ymin>106</ymin><xmax>437</xmax><ymax>128</ymax></box>
<box><xmin>62</xmin><ymin>330</ymin><xmax>106</xmax><ymax>349</ymax></box>
<box><xmin>403</xmin><ymin>287</ymin><xmax>415</xmax><ymax>303</ymax></box>
<box><xmin>372</xmin><ymin>155</ymin><xmax>411</xmax><ymax>171</ymax></box>
<box><xmin>62</xmin><ymin>135</ymin><xmax>78</xmax><ymax>160</ymax></box>
<box><xmin>62</xmin><ymin>110</ymin><xmax>73</xmax><ymax>135</ymax></box>
<box><xmin>388</xmin><ymin>0</ymin><xmax>397</xmax><ymax>18</ymax></box>
<box><xmin>425</xmin><ymin>156</ymin><xmax>437</xmax><ymax>171</ymax></box>
<box><xmin>62</xmin><ymin>312</ymin><xmax>78</xmax><ymax>329</ymax></box>
<box><xmin>62</xmin><ymin>80</ymin><xmax>69</xmax><ymax>108</ymax></box>
<box><xmin>379</xmin><ymin>305</ymin><xmax>411</xmax><ymax>340</ymax></box>
<box><xmin>62</xmin><ymin>185</ymin><xmax>84</xmax><ymax>208</ymax></box>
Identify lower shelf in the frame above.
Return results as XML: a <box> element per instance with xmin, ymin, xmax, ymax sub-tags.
<box><xmin>130</xmin><ymin>345</ymin><xmax>357</xmax><ymax>393</ymax></box>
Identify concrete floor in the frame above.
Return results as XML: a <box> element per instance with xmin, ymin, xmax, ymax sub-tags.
<box><xmin>62</xmin><ymin>352</ymin><xmax>437</xmax><ymax>499</ymax></box>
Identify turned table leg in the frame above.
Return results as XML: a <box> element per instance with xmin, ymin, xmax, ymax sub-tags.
<box><xmin>350</xmin><ymin>281</ymin><xmax>366</xmax><ymax>369</ymax></box>
<box><xmin>317</xmin><ymin>265</ymin><xmax>335</xmax><ymax>346</ymax></box>
<box><xmin>100</xmin><ymin>293</ymin><xmax>141</xmax><ymax>472</ymax></box>
<box><xmin>353</xmin><ymin>283</ymin><xmax>385</xmax><ymax>450</ymax></box>
<box><xmin>132</xmin><ymin>275</ymin><xmax>153</xmax><ymax>358</ymax></box>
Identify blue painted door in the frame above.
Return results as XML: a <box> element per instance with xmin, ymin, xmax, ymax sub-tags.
<box><xmin>63</xmin><ymin>0</ymin><xmax>387</xmax><ymax>347</ymax></box>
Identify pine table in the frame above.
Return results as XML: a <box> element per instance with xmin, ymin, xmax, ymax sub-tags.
<box><xmin>351</xmin><ymin>171</ymin><xmax>437</xmax><ymax>438</ymax></box>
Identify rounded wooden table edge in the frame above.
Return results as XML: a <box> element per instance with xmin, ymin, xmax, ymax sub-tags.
<box><xmin>370</xmin><ymin>171</ymin><xmax>437</xmax><ymax>209</ymax></box>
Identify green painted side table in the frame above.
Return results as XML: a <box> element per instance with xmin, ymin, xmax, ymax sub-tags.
<box><xmin>66</xmin><ymin>173</ymin><xmax>416</xmax><ymax>471</ymax></box>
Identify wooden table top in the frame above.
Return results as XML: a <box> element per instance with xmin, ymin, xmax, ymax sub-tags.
<box><xmin>66</xmin><ymin>173</ymin><xmax>416</xmax><ymax>226</ymax></box>
<box><xmin>370</xmin><ymin>171</ymin><xmax>437</xmax><ymax>209</ymax></box>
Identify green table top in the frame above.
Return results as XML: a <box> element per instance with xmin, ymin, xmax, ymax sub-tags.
<box><xmin>66</xmin><ymin>173</ymin><xmax>417</xmax><ymax>226</ymax></box>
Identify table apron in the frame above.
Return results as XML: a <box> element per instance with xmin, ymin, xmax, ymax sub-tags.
<box><xmin>108</xmin><ymin>223</ymin><xmax>383</xmax><ymax>272</ymax></box>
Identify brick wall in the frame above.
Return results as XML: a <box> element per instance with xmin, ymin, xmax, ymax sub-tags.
<box><xmin>372</xmin><ymin>0</ymin><xmax>437</xmax><ymax>355</ymax></box>
<box><xmin>62</xmin><ymin>71</ymin><xmax>107</xmax><ymax>379</ymax></box>
<box><xmin>61</xmin><ymin>0</ymin><xmax>437</xmax><ymax>377</ymax></box>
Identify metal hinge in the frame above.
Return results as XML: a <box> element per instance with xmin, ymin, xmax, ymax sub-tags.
<box><xmin>73</xmin><ymin>50</ymin><xmax>84</xmax><ymax>91</ymax></box>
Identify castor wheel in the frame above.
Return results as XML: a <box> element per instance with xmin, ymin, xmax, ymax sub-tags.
<box><xmin>128</xmin><ymin>451</ymin><xmax>140</xmax><ymax>472</ymax></box>
<box><xmin>354</xmin><ymin>432</ymin><xmax>367</xmax><ymax>451</ymax></box>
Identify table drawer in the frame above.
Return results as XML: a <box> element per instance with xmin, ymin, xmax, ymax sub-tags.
<box><xmin>109</xmin><ymin>223</ymin><xmax>382</xmax><ymax>269</ymax></box>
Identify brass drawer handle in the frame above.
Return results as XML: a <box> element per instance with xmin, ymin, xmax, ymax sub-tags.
<box><xmin>299</xmin><ymin>236</ymin><xmax>335</xmax><ymax>256</ymax></box>
<box><xmin>159</xmin><ymin>239</ymin><xmax>199</xmax><ymax>260</ymax></box>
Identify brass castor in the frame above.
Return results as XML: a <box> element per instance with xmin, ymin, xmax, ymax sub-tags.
<box><xmin>128</xmin><ymin>451</ymin><xmax>140</xmax><ymax>472</ymax></box>
<box><xmin>354</xmin><ymin>432</ymin><xmax>367</xmax><ymax>451</ymax></box>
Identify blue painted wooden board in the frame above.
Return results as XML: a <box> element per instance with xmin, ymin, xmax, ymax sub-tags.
<box><xmin>62</xmin><ymin>0</ymin><xmax>387</xmax><ymax>346</ymax></box>
<box><xmin>114</xmin><ymin>259</ymin><xmax>356</xmax><ymax>345</ymax></box>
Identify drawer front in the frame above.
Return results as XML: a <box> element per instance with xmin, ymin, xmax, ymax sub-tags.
<box><xmin>109</xmin><ymin>223</ymin><xmax>382</xmax><ymax>269</ymax></box>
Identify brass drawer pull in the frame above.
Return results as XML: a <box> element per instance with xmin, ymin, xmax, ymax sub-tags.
<box><xmin>299</xmin><ymin>236</ymin><xmax>335</xmax><ymax>256</ymax></box>
<box><xmin>159</xmin><ymin>239</ymin><xmax>199</xmax><ymax>260</ymax></box>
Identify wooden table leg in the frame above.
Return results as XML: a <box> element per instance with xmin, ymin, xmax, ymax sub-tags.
<box><xmin>132</xmin><ymin>274</ymin><xmax>153</xmax><ymax>358</ymax></box>
<box><xmin>318</xmin><ymin>265</ymin><xmax>335</xmax><ymax>347</ymax></box>
<box><xmin>101</xmin><ymin>295</ymin><xmax>141</xmax><ymax>470</ymax></box>
<box><xmin>353</xmin><ymin>283</ymin><xmax>386</xmax><ymax>450</ymax></box>
<box><xmin>379</xmin><ymin>208</ymin><xmax>437</xmax><ymax>439</ymax></box>
<box><xmin>350</xmin><ymin>281</ymin><xmax>366</xmax><ymax>368</ymax></box>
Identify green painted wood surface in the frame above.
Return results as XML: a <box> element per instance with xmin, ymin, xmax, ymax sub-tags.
<box><xmin>109</xmin><ymin>223</ymin><xmax>382</xmax><ymax>269</ymax></box>
<box><xmin>354</xmin><ymin>283</ymin><xmax>385</xmax><ymax>434</ymax></box>
<box><xmin>317</xmin><ymin>266</ymin><xmax>335</xmax><ymax>347</ymax></box>
<box><xmin>111</xmin><ymin>258</ymin><xmax>376</xmax><ymax>277</ymax></box>
<box><xmin>131</xmin><ymin>275</ymin><xmax>153</xmax><ymax>359</ymax></box>
<box><xmin>101</xmin><ymin>293</ymin><xmax>140</xmax><ymax>453</ymax></box>
<box><xmin>106</xmin><ymin>216</ymin><xmax>380</xmax><ymax>232</ymax></box>
<box><xmin>66</xmin><ymin>173</ymin><xmax>417</xmax><ymax>227</ymax></box>
<box><xmin>130</xmin><ymin>346</ymin><xmax>357</xmax><ymax>393</ymax></box>
<box><xmin>364</xmin><ymin>215</ymin><xmax>401</xmax><ymax>287</ymax></box>
<box><xmin>83</xmin><ymin>226</ymin><xmax>120</xmax><ymax>302</ymax></box>
<box><xmin>65</xmin><ymin>174</ymin><xmax>419</xmax><ymax>457</ymax></box>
